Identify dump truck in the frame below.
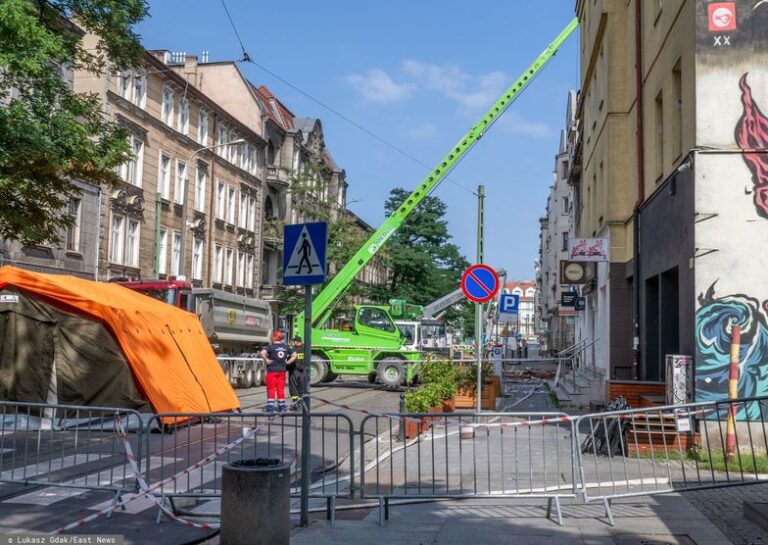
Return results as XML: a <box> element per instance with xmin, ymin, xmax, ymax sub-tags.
<box><xmin>116</xmin><ymin>278</ymin><xmax>272</xmax><ymax>388</ymax></box>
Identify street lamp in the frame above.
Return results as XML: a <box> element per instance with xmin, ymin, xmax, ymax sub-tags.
<box><xmin>178</xmin><ymin>139</ymin><xmax>246</xmax><ymax>278</ymax></box>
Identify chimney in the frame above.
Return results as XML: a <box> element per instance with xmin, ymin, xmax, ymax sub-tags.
<box><xmin>184</xmin><ymin>54</ymin><xmax>198</xmax><ymax>86</ymax></box>
<box><xmin>201</xmin><ymin>50</ymin><xmax>210</xmax><ymax>63</ymax></box>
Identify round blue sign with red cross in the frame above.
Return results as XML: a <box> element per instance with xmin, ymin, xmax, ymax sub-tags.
<box><xmin>461</xmin><ymin>264</ymin><xmax>500</xmax><ymax>304</ymax></box>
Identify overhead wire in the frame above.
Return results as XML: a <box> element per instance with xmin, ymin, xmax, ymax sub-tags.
<box><xmin>218</xmin><ymin>0</ymin><xmax>478</xmax><ymax>196</ymax></box>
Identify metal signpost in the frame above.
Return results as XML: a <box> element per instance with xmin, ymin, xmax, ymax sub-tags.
<box><xmin>282</xmin><ymin>221</ymin><xmax>328</xmax><ymax>527</ymax></box>
<box><xmin>461</xmin><ymin>263</ymin><xmax>500</xmax><ymax>412</ymax></box>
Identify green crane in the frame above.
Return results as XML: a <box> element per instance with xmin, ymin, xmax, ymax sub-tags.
<box><xmin>295</xmin><ymin>18</ymin><xmax>578</xmax><ymax>388</ymax></box>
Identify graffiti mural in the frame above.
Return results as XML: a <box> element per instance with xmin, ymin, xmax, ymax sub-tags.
<box><xmin>696</xmin><ymin>282</ymin><xmax>768</xmax><ymax>417</ymax></box>
<box><xmin>735</xmin><ymin>74</ymin><xmax>768</xmax><ymax>218</ymax></box>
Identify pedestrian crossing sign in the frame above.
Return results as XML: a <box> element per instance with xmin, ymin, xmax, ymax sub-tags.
<box><xmin>282</xmin><ymin>222</ymin><xmax>328</xmax><ymax>286</ymax></box>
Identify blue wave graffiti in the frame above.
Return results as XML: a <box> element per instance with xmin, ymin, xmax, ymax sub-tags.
<box><xmin>696</xmin><ymin>287</ymin><xmax>768</xmax><ymax>419</ymax></box>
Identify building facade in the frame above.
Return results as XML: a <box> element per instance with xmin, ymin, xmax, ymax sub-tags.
<box><xmin>573</xmin><ymin>0</ymin><xmax>768</xmax><ymax>403</ymax></box>
<box><xmin>503</xmin><ymin>281</ymin><xmax>537</xmax><ymax>340</ymax></box>
<box><xmin>537</xmin><ymin>91</ymin><xmax>579</xmax><ymax>354</ymax></box>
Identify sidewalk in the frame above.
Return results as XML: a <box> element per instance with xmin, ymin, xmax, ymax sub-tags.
<box><xmin>284</xmin><ymin>494</ymin><xmax>734</xmax><ymax>545</ymax></box>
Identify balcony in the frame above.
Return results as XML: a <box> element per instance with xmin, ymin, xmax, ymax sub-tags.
<box><xmin>262</xmin><ymin>219</ymin><xmax>284</xmax><ymax>248</ymax></box>
<box><xmin>266</xmin><ymin>165</ymin><xmax>290</xmax><ymax>187</ymax></box>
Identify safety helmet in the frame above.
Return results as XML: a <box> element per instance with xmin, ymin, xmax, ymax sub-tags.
<box><xmin>272</xmin><ymin>330</ymin><xmax>284</xmax><ymax>342</ymax></box>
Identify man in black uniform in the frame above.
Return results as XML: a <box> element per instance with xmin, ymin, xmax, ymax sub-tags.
<box><xmin>288</xmin><ymin>336</ymin><xmax>305</xmax><ymax>411</ymax></box>
<box><xmin>260</xmin><ymin>330</ymin><xmax>296</xmax><ymax>414</ymax></box>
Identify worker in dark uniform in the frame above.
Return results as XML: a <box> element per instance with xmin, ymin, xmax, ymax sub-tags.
<box><xmin>288</xmin><ymin>335</ymin><xmax>306</xmax><ymax>411</ymax></box>
<box><xmin>260</xmin><ymin>330</ymin><xmax>296</xmax><ymax>414</ymax></box>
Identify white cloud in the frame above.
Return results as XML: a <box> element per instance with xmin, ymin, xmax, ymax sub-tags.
<box><xmin>342</xmin><ymin>68</ymin><xmax>413</xmax><ymax>103</ymax></box>
<box><xmin>406</xmin><ymin>122</ymin><xmax>438</xmax><ymax>139</ymax></box>
<box><xmin>496</xmin><ymin>111</ymin><xmax>552</xmax><ymax>138</ymax></box>
<box><xmin>401</xmin><ymin>60</ymin><xmax>507</xmax><ymax>111</ymax></box>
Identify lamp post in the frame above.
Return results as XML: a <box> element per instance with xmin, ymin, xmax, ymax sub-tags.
<box><xmin>178</xmin><ymin>139</ymin><xmax>246</xmax><ymax>277</ymax></box>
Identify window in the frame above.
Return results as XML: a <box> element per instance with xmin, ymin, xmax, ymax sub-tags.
<box><xmin>239</xmin><ymin>192</ymin><xmax>247</xmax><ymax>228</ymax></box>
<box><xmin>126</xmin><ymin>220</ymin><xmax>139</xmax><ymax>267</ymax></box>
<box><xmin>158</xmin><ymin>153</ymin><xmax>171</xmax><ymax>200</ymax></box>
<box><xmin>214</xmin><ymin>244</ymin><xmax>223</xmax><ymax>283</ymax></box>
<box><xmin>158</xmin><ymin>227</ymin><xmax>168</xmax><ymax>275</ymax></box>
<box><xmin>561</xmin><ymin>196</ymin><xmax>569</xmax><ymax>215</ymax></box>
<box><xmin>217</xmin><ymin>125</ymin><xmax>227</xmax><ymax>155</ymax></box>
<box><xmin>161</xmin><ymin>86</ymin><xmax>174</xmax><ymax>125</ymax></box>
<box><xmin>246</xmin><ymin>254</ymin><xmax>254</xmax><ymax>288</ymax></box>
<box><xmin>194</xmin><ymin>166</ymin><xmax>207</xmax><ymax>211</ymax></box>
<box><xmin>357</xmin><ymin>307</ymin><xmax>396</xmax><ymax>333</ymax></box>
<box><xmin>216</xmin><ymin>180</ymin><xmax>226</xmax><ymax>219</ymax></box>
<box><xmin>237</xmin><ymin>251</ymin><xmax>245</xmax><ymax>286</ymax></box>
<box><xmin>242</xmin><ymin>143</ymin><xmax>250</xmax><ymax>172</ymax></box>
<box><xmin>227</xmin><ymin>187</ymin><xmax>236</xmax><ymax>224</ymax></box>
<box><xmin>655</xmin><ymin>89</ymin><xmax>664</xmax><ymax>180</ymax></box>
<box><xmin>175</xmin><ymin>160</ymin><xmax>187</xmax><ymax>204</ymax></box>
<box><xmin>121</xmin><ymin>133</ymin><xmax>144</xmax><ymax>186</ymax></box>
<box><xmin>109</xmin><ymin>215</ymin><xmax>139</xmax><ymax>266</ymax></box>
<box><xmin>193</xmin><ymin>238</ymin><xmax>203</xmax><ymax>280</ymax></box>
<box><xmin>172</xmin><ymin>231</ymin><xmax>182</xmax><ymax>275</ymax></box>
<box><xmin>65</xmin><ymin>198</ymin><xmax>81</xmax><ymax>252</ymax></box>
<box><xmin>561</xmin><ymin>233</ymin><xmax>568</xmax><ymax>252</ymax></box>
<box><xmin>118</xmin><ymin>70</ymin><xmax>146</xmax><ymax>108</ymax></box>
<box><xmin>248</xmin><ymin>195</ymin><xmax>256</xmax><ymax>231</ymax></box>
<box><xmin>198</xmin><ymin>109</ymin><xmax>208</xmax><ymax>145</ymax></box>
<box><xmin>225</xmin><ymin>248</ymin><xmax>234</xmax><ymax>285</ymax></box>
<box><xmin>251</xmin><ymin>146</ymin><xmax>259</xmax><ymax>175</ymax></box>
<box><xmin>109</xmin><ymin>216</ymin><xmax>124</xmax><ymax>264</ymax></box>
<box><xmin>178</xmin><ymin>96</ymin><xmax>189</xmax><ymax>134</ymax></box>
<box><xmin>672</xmin><ymin>61</ymin><xmax>682</xmax><ymax>160</ymax></box>
<box><xmin>230</xmin><ymin>133</ymin><xmax>239</xmax><ymax>164</ymax></box>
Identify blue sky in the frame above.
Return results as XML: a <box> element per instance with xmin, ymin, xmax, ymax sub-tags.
<box><xmin>136</xmin><ymin>1</ymin><xmax>579</xmax><ymax>281</ymax></box>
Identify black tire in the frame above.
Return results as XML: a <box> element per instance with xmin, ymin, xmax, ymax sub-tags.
<box><xmin>310</xmin><ymin>357</ymin><xmax>329</xmax><ymax>386</ymax></box>
<box><xmin>322</xmin><ymin>371</ymin><xmax>339</xmax><ymax>383</ymax></box>
<box><xmin>238</xmin><ymin>366</ymin><xmax>254</xmax><ymax>389</ymax></box>
<box><xmin>220</xmin><ymin>354</ymin><xmax>233</xmax><ymax>385</ymax></box>
<box><xmin>253</xmin><ymin>361</ymin><xmax>265</xmax><ymax>386</ymax></box>
<box><xmin>377</xmin><ymin>357</ymin><xmax>405</xmax><ymax>388</ymax></box>
<box><xmin>367</xmin><ymin>372</ymin><xmax>377</xmax><ymax>384</ymax></box>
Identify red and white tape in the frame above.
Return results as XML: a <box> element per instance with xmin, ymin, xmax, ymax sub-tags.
<box><xmin>51</xmin><ymin>415</ymin><xmax>264</xmax><ymax>534</ymax></box>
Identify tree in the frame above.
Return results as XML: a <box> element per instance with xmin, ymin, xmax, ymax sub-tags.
<box><xmin>0</xmin><ymin>0</ymin><xmax>148</xmax><ymax>245</ymax></box>
<box><xmin>370</xmin><ymin>187</ymin><xmax>472</xmax><ymax>336</ymax></box>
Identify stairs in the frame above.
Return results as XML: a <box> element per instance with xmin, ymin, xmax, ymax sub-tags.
<box><xmin>549</xmin><ymin>364</ymin><xmax>605</xmax><ymax>409</ymax></box>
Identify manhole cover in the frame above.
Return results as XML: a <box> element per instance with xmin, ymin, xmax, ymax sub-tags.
<box><xmin>613</xmin><ymin>535</ymin><xmax>697</xmax><ymax>545</ymax></box>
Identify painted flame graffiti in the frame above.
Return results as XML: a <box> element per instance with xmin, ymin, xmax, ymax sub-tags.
<box><xmin>735</xmin><ymin>74</ymin><xmax>768</xmax><ymax>219</ymax></box>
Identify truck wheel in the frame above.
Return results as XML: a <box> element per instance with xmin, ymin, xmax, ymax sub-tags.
<box><xmin>310</xmin><ymin>358</ymin><xmax>329</xmax><ymax>386</ymax></box>
<box><xmin>322</xmin><ymin>371</ymin><xmax>339</xmax><ymax>383</ymax></box>
<box><xmin>253</xmin><ymin>362</ymin><xmax>265</xmax><ymax>387</ymax></box>
<box><xmin>377</xmin><ymin>358</ymin><xmax>405</xmax><ymax>389</ymax></box>
<box><xmin>238</xmin><ymin>366</ymin><xmax>254</xmax><ymax>389</ymax></box>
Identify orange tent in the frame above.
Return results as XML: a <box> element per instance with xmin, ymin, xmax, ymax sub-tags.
<box><xmin>0</xmin><ymin>266</ymin><xmax>240</xmax><ymax>415</ymax></box>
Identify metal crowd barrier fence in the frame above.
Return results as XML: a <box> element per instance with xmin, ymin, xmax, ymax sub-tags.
<box><xmin>359</xmin><ymin>411</ymin><xmax>576</xmax><ymax>525</ymax></box>
<box><xmin>143</xmin><ymin>411</ymin><xmax>355</xmax><ymax>518</ymax></box>
<box><xmin>574</xmin><ymin>395</ymin><xmax>768</xmax><ymax>525</ymax></box>
<box><xmin>0</xmin><ymin>401</ymin><xmax>144</xmax><ymax>508</ymax></box>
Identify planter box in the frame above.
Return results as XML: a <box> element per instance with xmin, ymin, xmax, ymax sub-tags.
<box><xmin>454</xmin><ymin>387</ymin><xmax>497</xmax><ymax>409</ymax></box>
<box><xmin>441</xmin><ymin>398</ymin><xmax>456</xmax><ymax>412</ymax></box>
<box><xmin>403</xmin><ymin>417</ymin><xmax>430</xmax><ymax>439</ymax></box>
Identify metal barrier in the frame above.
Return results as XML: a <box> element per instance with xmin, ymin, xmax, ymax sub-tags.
<box><xmin>144</xmin><ymin>411</ymin><xmax>355</xmax><ymax>518</ymax></box>
<box><xmin>359</xmin><ymin>411</ymin><xmax>576</xmax><ymax>524</ymax></box>
<box><xmin>575</xmin><ymin>395</ymin><xmax>768</xmax><ymax>525</ymax></box>
<box><xmin>0</xmin><ymin>401</ymin><xmax>144</xmax><ymax>506</ymax></box>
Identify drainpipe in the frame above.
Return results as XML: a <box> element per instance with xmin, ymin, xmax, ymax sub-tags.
<box><xmin>632</xmin><ymin>0</ymin><xmax>645</xmax><ymax>381</ymax></box>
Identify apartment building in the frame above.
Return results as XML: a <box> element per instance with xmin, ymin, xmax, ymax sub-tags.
<box><xmin>74</xmin><ymin>45</ymin><xmax>266</xmax><ymax>295</ymax></box>
<box><xmin>573</xmin><ymin>0</ymin><xmax>768</xmax><ymax>403</ymax></box>
<box><xmin>537</xmin><ymin>91</ymin><xmax>579</xmax><ymax>353</ymax></box>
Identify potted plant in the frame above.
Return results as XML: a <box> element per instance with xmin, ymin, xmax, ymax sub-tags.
<box><xmin>403</xmin><ymin>386</ymin><xmax>439</xmax><ymax>438</ymax></box>
<box><xmin>454</xmin><ymin>365</ymin><xmax>498</xmax><ymax>410</ymax></box>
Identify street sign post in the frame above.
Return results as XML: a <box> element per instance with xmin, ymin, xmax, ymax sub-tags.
<box><xmin>461</xmin><ymin>264</ymin><xmax>500</xmax><ymax>304</ymax></box>
<box><xmin>282</xmin><ymin>222</ymin><xmax>327</xmax><ymax>527</ymax></box>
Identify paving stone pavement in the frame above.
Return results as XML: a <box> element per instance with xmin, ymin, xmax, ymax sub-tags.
<box><xmin>686</xmin><ymin>483</ymin><xmax>768</xmax><ymax>545</ymax></box>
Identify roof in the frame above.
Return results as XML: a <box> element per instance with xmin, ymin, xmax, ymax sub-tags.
<box><xmin>293</xmin><ymin>117</ymin><xmax>319</xmax><ymax>144</ymax></box>
<box><xmin>251</xmin><ymin>84</ymin><xmax>295</xmax><ymax>131</ymax></box>
<box><xmin>504</xmin><ymin>280</ymin><xmax>537</xmax><ymax>299</ymax></box>
<box><xmin>0</xmin><ymin>266</ymin><xmax>240</xmax><ymax>416</ymax></box>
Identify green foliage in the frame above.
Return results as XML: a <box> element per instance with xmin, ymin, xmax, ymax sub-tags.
<box><xmin>368</xmin><ymin>187</ymin><xmax>471</xmax><ymax>336</ymax></box>
<box><xmin>0</xmin><ymin>0</ymin><xmax>148</xmax><ymax>244</ymax></box>
<box><xmin>404</xmin><ymin>384</ymin><xmax>441</xmax><ymax>413</ymax></box>
<box><xmin>418</xmin><ymin>357</ymin><xmax>458</xmax><ymax>402</ymax></box>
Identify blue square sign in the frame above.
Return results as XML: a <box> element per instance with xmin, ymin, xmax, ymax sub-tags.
<box><xmin>282</xmin><ymin>222</ymin><xmax>328</xmax><ymax>286</ymax></box>
<box><xmin>499</xmin><ymin>293</ymin><xmax>519</xmax><ymax>314</ymax></box>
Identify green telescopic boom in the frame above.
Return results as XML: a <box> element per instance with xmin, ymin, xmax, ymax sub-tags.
<box><xmin>299</xmin><ymin>17</ymin><xmax>579</xmax><ymax>330</ymax></box>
